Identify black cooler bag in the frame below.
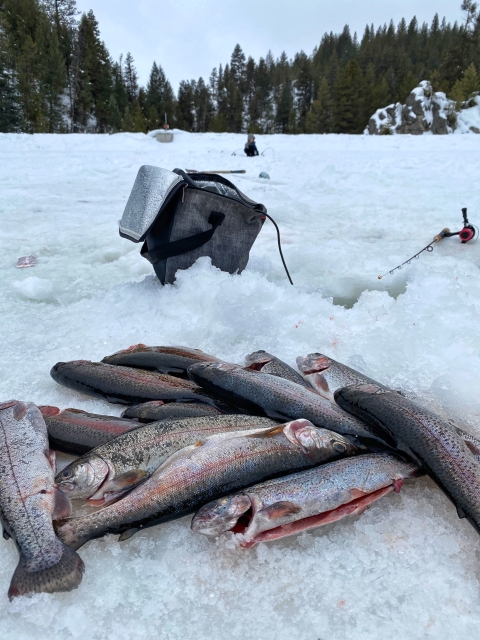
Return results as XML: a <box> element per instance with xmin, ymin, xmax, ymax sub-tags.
<box><xmin>119</xmin><ymin>166</ymin><xmax>267</xmax><ymax>285</ymax></box>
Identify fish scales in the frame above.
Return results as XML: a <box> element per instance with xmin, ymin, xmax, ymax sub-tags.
<box><xmin>335</xmin><ymin>384</ymin><xmax>480</xmax><ymax>535</ymax></box>
<box><xmin>55</xmin><ymin>420</ymin><xmax>358</xmax><ymax>550</ymax></box>
<box><xmin>188</xmin><ymin>362</ymin><xmax>392</xmax><ymax>449</ymax></box>
<box><xmin>102</xmin><ymin>345</ymin><xmax>221</xmax><ymax>374</ymax></box>
<box><xmin>40</xmin><ymin>406</ymin><xmax>140</xmax><ymax>455</ymax></box>
<box><xmin>192</xmin><ymin>453</ymin><xmax>421</xmax><ymax>544</ymax></box>
<box><xmin>50</xmin><ymin>360</ymin><xmax>225</xmax><ymax>406</ymax></box>
<box><xmin>56</xmin><ymin>415</ymin><xmax>278</xmax><ymax>501</ymax></box>
<box><xmin>122</xmin><ymin>401</ymin><xmax>228</xmax><ymax>422</ymax></box>
<box><xmin>0</xmin><ymin>401</ymin><xmax>84</xmax><ymax>598</ymax></box>
<box><xmin>296</xmin><ymin>353</ymin><xmax>480</xmax><ymax>458</ymax></box>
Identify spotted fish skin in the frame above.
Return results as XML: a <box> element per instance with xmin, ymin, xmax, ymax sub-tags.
<box><xmin>50</xmin><ymin>360</ymin><xmax>224</xmax><ymax>406</ymax></box>
<box><xmin>55</xmin><ymin>415</ymin><xmax>278</xmax><ymax>501</ymax></box>
<box><xmin>121</xmin><ymin>401</ymin><xmax>226</xmax><ymax>422</ymax></box>
<box><xmin>101</xmin><ymin>345</ymin><xmax>221</xmax><ymax>374</ymax></box>
<box><xmin>187</xmin><ymin>362</ymin><xmax>393</xmax><ymax>450</ymax></box>
<box><xmin>192</xmin><ymin>453</ymin><xmax>421</xmax><ymax>545</ymax></box>
<box><xmin>0</xmin><ymin>401</ymin><xmax>84</xmax><ymax>599</ymax></box>
<box><xmin>296</xmin><ymin>353</ymin><xmax>383</xmax><ymax>402</ymax></box>
<box><xmin>56</xmin><ymin>420</ymin><xmax>358</xmax><ymax>550</ymax></box>
<box><xmin>335</xmin><ymin>384</ymin><xmax>480</xmax><ymax>535</ymax></box>
<box><xmin>40</xmin><ymin>406</ymin><xmax>140</xmax><ymax>455</ymax></box>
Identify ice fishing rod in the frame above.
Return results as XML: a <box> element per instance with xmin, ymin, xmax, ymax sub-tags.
<box><xmin>378</xmin><ymin>208</ymin><xmax>477</xmax><ymax>279</ymax></box>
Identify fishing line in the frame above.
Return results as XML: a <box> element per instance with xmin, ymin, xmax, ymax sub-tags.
<box><xmin>378</xmin><ymin>208</ymin><xmax>476</xmax><ymax>279</ymax></box>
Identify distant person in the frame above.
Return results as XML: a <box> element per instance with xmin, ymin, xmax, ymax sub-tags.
<box><xmin>244</xmin><ymin>134</ymin><xmax>259</xmax><ymax>157</ymax></box>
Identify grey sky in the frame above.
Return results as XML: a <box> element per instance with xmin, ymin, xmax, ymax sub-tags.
<box><xmin>75</xmin><ymin>0</ymin><xmax>464</xmax><ymax>90</ymax></box>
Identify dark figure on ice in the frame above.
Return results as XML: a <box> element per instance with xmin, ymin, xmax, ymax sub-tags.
<box><xmin>244</xmin><ymin>134</ymin><xmax>259</xmax><ymax>157</ymax></box>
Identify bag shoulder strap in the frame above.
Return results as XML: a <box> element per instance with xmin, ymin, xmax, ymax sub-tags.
<box><xmin>141</xmin><ymin>211</ymin><xmax>225</xmax><ymax>265</ymax></box>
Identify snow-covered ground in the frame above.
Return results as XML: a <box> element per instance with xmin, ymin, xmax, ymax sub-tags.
<box><xmin>1</xmin><ymin>130</ymin><xmax>480</xmax><ymax>639</ymax></box>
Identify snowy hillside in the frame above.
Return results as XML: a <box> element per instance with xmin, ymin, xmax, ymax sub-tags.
<box><xmin>367</xmin><ymin>80</ymin><xmax>480</xmax><ymax>135</ymax></box>
<box><xmin>1</xmin><ymin>131</ymin><xmax>480</xmax><ymax>639</ymax></box>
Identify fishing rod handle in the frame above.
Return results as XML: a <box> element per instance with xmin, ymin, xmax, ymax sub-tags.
<box><xmin>433</xmin><ymin>228</ymin><xmax>451</xmax><ymax>243</ymax></box>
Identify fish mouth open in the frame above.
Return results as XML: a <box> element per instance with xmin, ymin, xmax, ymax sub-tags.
<box><xmin>240</xmin><ymin>486</ymin><xmax>394</xmax><ymax>548</ymax></box>
<box><xmin>300</xmin><ymin>356</ymin><xmax>331</xmax><ymax>376</ymax></box>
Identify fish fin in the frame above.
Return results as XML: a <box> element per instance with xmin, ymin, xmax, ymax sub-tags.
<box><xmin>3</xmin><ymin>528</ymin><xmax>11</xmax><ymax>541</ymax></box>
<box><xmin>457</xmin><ymin>505</ymin><xmax>467</xmax><ymax>519</ymax></box>
<box><xmin>39</xmin><ymin>405</ymin><xmax>60</xmax><ymax>417</ymax></box>
<box><xmin>88</xmin><ymin>470</ymin><xmax>149</xmax><ymax>504</ymax></box>
<box><xmin>13</xmin><ymin>402</ymin><xmax>28</xmax><ymax>420</ymax></box>
<box><xmin>8</xmin><ymin>543</ymin><xmax>84</xmax><ymax>599</ymax></box>
<box><xmin>53</xmin><ymin>488</ymin><xmax>72</xmax><ymax>520</ymax></box>
<box><xmin>262</xmin><ymin>501</ymin><xmax>302</xmax><ymax>520</ymax></box>
<box><xmin>247</xmin><ymin>424</ymin><xmax>286</xmax><ymax>438</ymax></box>
<box><xmin>46</xmin><ymin>449</ymin><xmax>56</xmax><ymax>471</ymax></box>
<box><xmin>313</xmin><ymin>373</ymin><xmax>330</xmax><ymax>393</ymax></box>
<box><xmin>465</xmin><ymin>441</ymin><xmax>480</xmax><ymax>456</ymax></box>
<box><xmin>118</xmin><ymin>528</ymin><xmax>139</xmax><ymax>542</ymax></box>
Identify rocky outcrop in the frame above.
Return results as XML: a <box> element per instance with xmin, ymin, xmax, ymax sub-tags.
<box><xmin>366</xmin><ymin>81</ymin><xmax>480</xmax><ymax>135</ymax></box>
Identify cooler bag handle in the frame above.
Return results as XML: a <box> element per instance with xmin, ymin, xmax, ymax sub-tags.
<box><xmin>141</xmin><ymin>211</ymin><xmax>225</xmax><ymax>265</ymax></box>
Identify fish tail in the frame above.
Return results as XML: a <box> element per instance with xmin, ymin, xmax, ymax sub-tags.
<box><xmin>8</xmin><ymin>543</ymin><xmax>84</xmax><ymax>600</ymax></box>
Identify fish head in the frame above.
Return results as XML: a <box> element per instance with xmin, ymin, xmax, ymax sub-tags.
<box><xmin>55</xmin><ymin>455</ymin><xmax>112</xmax><ymax>499</ymax></box>
<box><xmin>296</xmin><ymin>354</ymin><xmax>335</xmax><ymax>399</ymax></box>
<box><xmin>191</xmin><ymin>494</ymin><xmax>252</xmax><ymax>536</ymax></box>
<box><xmin>244</xmin><ymin>351</ymin><xmax>273</xmax><ymax>371</ymax></box>
<box><xmin>283</xmin><ymin>419</ymin><xmax>358</xmax><ymax>461</ymax></box>
<box><xmin>334</xmin><ymin>383</ymin><xmax>387</xmax><ymax>406</ymax></box>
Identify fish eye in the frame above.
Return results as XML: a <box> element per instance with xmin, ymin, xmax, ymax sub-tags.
<box><xmin>60</xmin><ymin>469</ymin><xmax>73</xmax><ymax>479</ymax></box>
<box><xmin>333</xmin><ymin>441</ymin><xmax>347</xmax><ymax>453</ymax></box>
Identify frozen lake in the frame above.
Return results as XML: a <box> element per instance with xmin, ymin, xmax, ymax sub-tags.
<box><xmin>0</xmin><ymin>130</ymin><xmax>479</xmax><ymax>639</ymax></box>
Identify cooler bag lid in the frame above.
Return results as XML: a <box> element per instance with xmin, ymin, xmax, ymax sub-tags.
<box><xmin>119</xmin><ymin>165</ymin><xmax>183</xmax><ymax>242</ymax></box>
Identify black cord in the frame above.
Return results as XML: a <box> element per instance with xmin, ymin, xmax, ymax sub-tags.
<box><xmin>263</xmin><ymin>212</ymin><xmax>294</xmax><ymax>285</ymax></box>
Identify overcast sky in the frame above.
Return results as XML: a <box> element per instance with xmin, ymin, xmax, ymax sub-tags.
<box><xmin>74</xmin><ymin>1</ymin><xmax>464</xmax><ymax>90</ymax></box>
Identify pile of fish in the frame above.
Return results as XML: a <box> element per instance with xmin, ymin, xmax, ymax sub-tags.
<box><xmin>2</xmin><ymin>345</ymin><xmax>479</xmax><ymax>599</ymax></box>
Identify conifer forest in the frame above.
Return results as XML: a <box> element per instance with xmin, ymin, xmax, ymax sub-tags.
<box><xmin>0</xmin><ymin>0</ymin><xmax>479</xmax><ymax>134</ymax></box>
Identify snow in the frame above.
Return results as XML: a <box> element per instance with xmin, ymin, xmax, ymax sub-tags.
<box><xmin>1</xmin><ymin>130</ymin><xmax>480</xmax><ymax>639</ymax></box>
<box><xmin>367</xmin><ymin>80</ymin><xmax>480</xmax><ymax>135</ymax></box>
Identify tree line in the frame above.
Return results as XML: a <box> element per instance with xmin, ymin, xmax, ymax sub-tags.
<box><xmin>1</xmin><ymin>0</ymin><xmax>479</xmax><ymax>134</ymax></box>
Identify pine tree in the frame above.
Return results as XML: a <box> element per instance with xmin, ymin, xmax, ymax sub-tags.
<box><xmin>275</xmin><ymin>79</ymin><xmax>293</xmax><ymax>132</ymax></box>
<box><xmin>123</xmin><ymin>52</ymin><xmax>138</xmax><ymax>103</ymax></box>
<box><xmin>305</xmin><ymin>77</ymin><xmax>333</xmax><ymax>133</ymax></box>
<box><xmin>176</xmin><ymin>80</ymin><xmax>195</xmax><ymax>130</ymax></box>
<box><xmin>0</xmin><ymin>15</ymin><xmax>22</xmax><ymax>132</ymax></box>
<box><xmin>146</xmin><ymin>61</ymin><xmax>174</xmax><ymax>128</ymax></box>
<box><xmin>333</xmin><ymin>59</ymin><xmax>364</xmax><ymax>133</ymax></box>
<box><xmin>36</xmin><ymin>11</ymin><xmax>65</xmax><ymax>132</ymax></box>
<box><xmin>450</xmin><ymin>62</ymin><xmax>479</xmax><ymax>105</ymax></box>
<box><xmin>294</xmin><ymin>51</ymin><xmax>313</xmax><ymax>132</ymax></box>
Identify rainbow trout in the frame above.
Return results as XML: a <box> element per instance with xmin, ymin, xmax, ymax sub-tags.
<box><xmin>55</xmin><ymin>419</ymin><xmax>359</xmax><ymax>550</ymax></box>
<box><xmin>50</xmin><ymin>360</ymin><xmax>225</xmax><ymax>406</ymax></box>
<box><xmin>121</xmin><ymin>401</ymin><xmax>226</xmax><ymax>422</ymax></box>
<box><xmin>245</xmin><ymin>350</ymin><xmax>312</xmax><ymax>389</ymax></box>
<box><xmin>40</xmin><ymin>406</ymin><xmax>140</xmax><ymax>455</ymax></box>
<box><xmin>187</xmin><ymin>362</ymin><xmax>393</xmax><ymax>450</ymax></box>
<box><xmin>56</xmin><ymin>415</ymin><xmax>278</xmax><ymax>503</ymax></box>
<box><xmin>296</xmin><ymin>353</ymin><xmax>383</xmax><ymax>401</ymax></box>
<box><xmin>0</xmin><ymin>401</ymin><xmax>84</xmax><ymax>599</ymax></box>
<box><xmin>192</xmin><ymin>453</ymin><xmax>421</xmax><ymax>547</ymax></box>
<box><xmin>102</xmin><ymin>344</ymin><xmax>221</xmax><ymax>374</ymax></box>
<box><xmin>296</xmin><ymin>354</ymin><xmax>480</xmax><ymax>459</ymax></box>
<box><xmin>335</xmin><ymin>384</ymin><xmax>480</xmax><ymax>535</ymax></box>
